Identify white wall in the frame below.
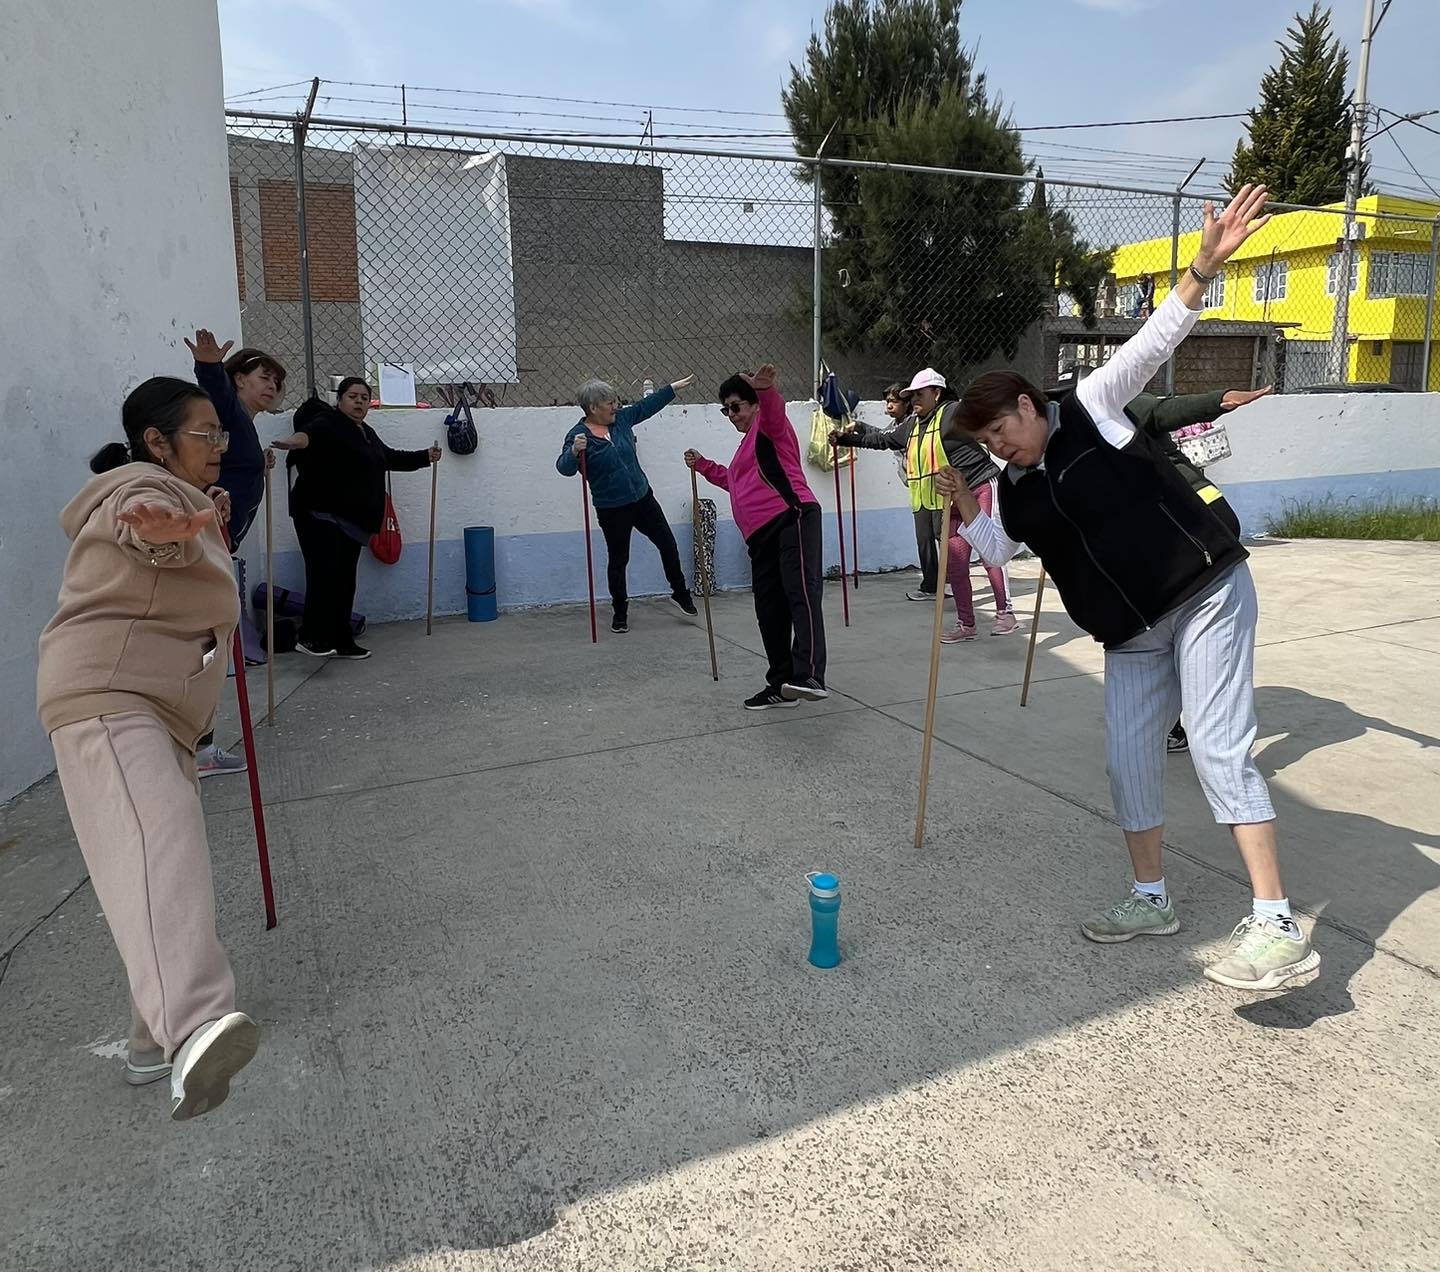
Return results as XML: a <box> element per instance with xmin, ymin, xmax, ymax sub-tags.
<box><xmin>237</xmin><ymin>389</ymin><xmax>1440</xmax><ymax>629</ymax></box>
<box><xmin>0</xmin><ymin>1</ymin><xmax>241</xmax><ymax>801</ymax></box>
<box><xmin>236</xmin><ymin>396</ymin><xmax>922</xmax><ymax>622</ymax></box>
<box><xmin>1205</xmin><ymin>392</ymin><xmax>1440</xmax><ymax>535</ymax></box>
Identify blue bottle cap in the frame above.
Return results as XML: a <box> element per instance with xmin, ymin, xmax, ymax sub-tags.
<box><xmin>807</xmin><ymin>872</ymin><xmax>840</xmax><ymax>897</ymax></box>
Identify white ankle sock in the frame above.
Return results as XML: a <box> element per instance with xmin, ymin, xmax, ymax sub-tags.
<box><xmin>1133</xmin><ymin>877</ymin><xmax>1168</xmax><ymax>908</ymax></box>
<box><xmin>1253</xmin><ymin>897</ymin><xmax>1303</xmax><ymax>939</ymax></box>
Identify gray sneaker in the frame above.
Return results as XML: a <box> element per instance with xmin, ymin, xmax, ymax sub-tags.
<box><xmin>196</xmin><ymin>744</ymin><xmax>247</xmax><ymax>780</ymax></box>
<box><xmin>170</xmin><ymin>1012</ymin><xmax>259</xmax><ymax>1121</ymax></box>
<box><xmin>1081</xmin><ymin>890</ymin><xmax>1181</xmax><ymax>943</ymax></box>
<box><xmin>1204</xmin><ymin>915</ymin><xmax>1320</xmax><ymax>990</ymax></box>
<box><xmin>125</xmin><ymin>1048</ymin><xmax>171</xmax><ymax>1087</ymax></box>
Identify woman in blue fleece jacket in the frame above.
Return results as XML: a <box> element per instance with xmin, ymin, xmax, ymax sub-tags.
<box><xmin>556</xmin><ymin>376</ymin><xmax>698</xmax><ymax>634</ymax></box>
<box><xmin>184</xmin><ymin>328</ymin><xmax>287</xmax><ymax>778</ymax></box>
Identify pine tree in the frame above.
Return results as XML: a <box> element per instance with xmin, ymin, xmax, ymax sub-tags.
<box><xmin>1228</xmin><ymin>3</ymin><xmax>1362</xmax><ymax>205</ymax></box>
<box><xmin>783</xmin><ymin>0</ymin><xmax>1109</xmax><ymax>372</ymax></box>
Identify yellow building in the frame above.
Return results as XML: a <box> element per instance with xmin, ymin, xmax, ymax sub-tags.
<box><xmin>1110</xmin><ymin>194</ymin><xmax>1440</xmax><ymax>391</ymax></box>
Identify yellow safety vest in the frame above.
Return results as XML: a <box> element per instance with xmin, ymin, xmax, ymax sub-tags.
<box><xmin>906</xmin><ymin>403</ymin><xmax>948</xmax><ymax>512</ymax></box>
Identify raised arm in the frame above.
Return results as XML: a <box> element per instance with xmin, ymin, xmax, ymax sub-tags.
<box><xmin>616</xmin><ymin>379</ymin><xmax>683</xmax><ymax>430</ymax></box>
<box><xmin>1079</xmin><ymin>185</ymin><xmax>1272</xmax><ymax>426</ymax></box>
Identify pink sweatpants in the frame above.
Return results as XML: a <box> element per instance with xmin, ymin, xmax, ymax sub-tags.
<box><xmin>947</xmin><ymin>479</ymin><xmax>1011</xmax><ymax>626</ymax></box>
<box><xmin>51</xmin><ymin>712</ymin><xmax>236</xmax><ymax>1059</ymax></box>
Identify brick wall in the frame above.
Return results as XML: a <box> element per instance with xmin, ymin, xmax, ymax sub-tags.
<box><xmin>230</xmin><ymin>176</ymin><xmax>244</xmax><ymax>300</ymax></box>
<box><xmin>258</xmin><ymin>179</ymin><xmax>359</xmax><ymax>304</ymax></box>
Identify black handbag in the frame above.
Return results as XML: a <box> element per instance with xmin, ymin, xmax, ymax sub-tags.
<box><xmin>446</xmin><ymin>387</ymin><xmax>479</xmax><ymax>456</ymax></box>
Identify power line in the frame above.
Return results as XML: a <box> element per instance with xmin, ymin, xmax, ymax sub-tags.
<box><xmin>1017</xmin><ymin>111</ymin><xmax>1247</xmax><ymax>131</ymax></box>
<box><xmin>223</xmin><ymin>78</ymin><xmax>1255</xmax><ymax>136</ymax></box>
<box><xmin>1386</xmin><ymin>133</ymin><xmax>1440</xmax><ymax>200</ymax></box>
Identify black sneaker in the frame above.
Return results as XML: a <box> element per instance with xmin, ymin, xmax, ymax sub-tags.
<box><xmin>297</xmin><ymin>639</ymin><xmax>335</xmax><ymax>658</ymax></box>
<box><xmin>1167</xmin><ymin>722</ymin><xmax>1189</xmax><ymax>755</ymax></box>
<box><xmin>333</xmin><ymin>643</ymin><xmax>372</xmax><ymax>661</ymax></box>
<box><xmin>672</xmin><ymin>590</ymin><xmax>699</xmax><ymax>617</ymax></box>
<box><xmin>611</xmin><ymin>614</ymin><xmax>629</xmax><ymax>634</ymax></box>
<box><xmin>744</xmin><ymin>688</ymin><xmax>798</xmax><ymax>711</ymax></box>
<box><xmin>781</xmin><ymin>677</ymin><xmax>829</xmax><ymax>702</ymax></box>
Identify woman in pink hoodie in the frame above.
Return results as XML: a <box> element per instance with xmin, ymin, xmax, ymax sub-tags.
<box><xmin>685</xmin><ymin>364</ymin><xmax>828</xmax><ymax>710</ymax></box>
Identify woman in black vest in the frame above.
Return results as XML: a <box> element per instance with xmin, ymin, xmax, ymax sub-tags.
<box><xmin>273</xmin><ymin>378</ymin><xmax>440</xmax><ymax>660</ymax></box>
<box><xmin>937</xmin><ymin>185</ymin><xmax>1319</xmax><ymax>994</ymax></box>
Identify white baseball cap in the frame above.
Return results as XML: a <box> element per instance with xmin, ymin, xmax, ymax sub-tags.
<box><xmin>905</xmin><ymin>367</ymin><xmax>947</xmax><ymax>393</ymax></box>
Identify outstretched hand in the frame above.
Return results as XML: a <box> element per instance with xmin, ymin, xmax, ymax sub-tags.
<box><xmin>671</xmin><ymin>374</ymin><xmax>696</xmax><ymax>392</ymax></box>
<box><xmin>118</xmin><ymin>502</ymin><xmax>216</xmax><ymax>544</ymax></box>
<box><xmin>184</xmin><ymin>329</ymin><xmax>233</xmax><ymax>364</ymax></box>
<box><xmin>1221</xmin><ymin>384</ymin><xmax>1274</xmax><ymax>411</ymax></box>
<box><xmin>1197</xmin><ymin>185</ymin><xmax>1271</xmax><ymax>273</ymax></box>
<box><xmin>742</xmin><ymin>364</ymin><xmax>777</xmax><ymax>392</ymax></box>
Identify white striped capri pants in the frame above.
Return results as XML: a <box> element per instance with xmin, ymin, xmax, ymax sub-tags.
<box><xmin>1104</xmin><ymin>562</ymin><xmax>1274</xmax><ymax>831</ymax></box>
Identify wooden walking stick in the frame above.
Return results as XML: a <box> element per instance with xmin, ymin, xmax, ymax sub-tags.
<box><xmin>264</xmin><ymin>459</ymin><xmax>275</xmax><ymax>725</ymax></box>
<box><xmin>914</xmin><ymin>500</ymin><xmax>955</xmax><ymax>850</ymax></box>
<box><xmin>578</xmin><ymin>449</ymin><xmax>598</xmax><ymax>643</ymax></box>
<box><xmin>849</xmin><ymin>448</ymin><xmax>860</xmax><ymax>590</ymax></box>
<box><xmin>426</xmin><ymin>446</ymin><xmax>439</xmax><ymax>637</ymax></box>
<box><xmin>831</xmin><ymin>443</ymin><xmax>850</xmax><ymax>627</ymax></box>
<box><xmin>1019</xmin><ymin>566</ymin><xmax>1047</xmax><ymax>708</ymax></box>
<box><xmin>690</xmin><ymin>465</ymin><xmax>719</xmax><ymax>681</ymax></box>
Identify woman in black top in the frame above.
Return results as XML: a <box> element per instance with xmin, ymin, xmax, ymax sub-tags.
<box><xmin>938</xmin><ymin>185</ymin><xmax>1320</xmax><ymax>995</ymax></box>
<box><xmin>273</xmin><ymin>378</ymin><xmax>439</xmax><ymax>660</ymax></box>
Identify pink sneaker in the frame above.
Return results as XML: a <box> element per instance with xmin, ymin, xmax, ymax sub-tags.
<box><xmin>941</xmin><ymin>622</ymin><xmax>978</xmax><ymax>644</ymax></box>
<box><xmin>991</xmin><ymin>612</ymin><xmax>1019</xmax><ymax>636</ymax></box>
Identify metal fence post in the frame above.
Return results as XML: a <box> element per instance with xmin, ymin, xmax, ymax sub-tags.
<box><xmin>1423</xmin><ymin>217</ymin><xmax>1439</xmax><ymax>393</ymax></box>
<box><xmin>811</xmin><ymin>157</ymin><xmax>823</xmax><ymax>398</ymax></box>
<box><xmin>1166</xmin><ymin>194</ymin><xmax>1181</xmax><ymax>395</ymax></box>
<box><xmin>293</xmin><ymin>78</ymin><xmax>321</xmax><ymax>400</ymax></box>
<box><xmin>1165</xmin><ymin>159</ymin><xmax>1204</xmax><ymax>395</ymax></box>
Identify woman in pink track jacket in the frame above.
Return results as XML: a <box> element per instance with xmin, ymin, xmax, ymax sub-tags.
<box><xmin>686</xmin><ymin>364</ymin><xmax>828</xmax><ymax>711</ymax></box>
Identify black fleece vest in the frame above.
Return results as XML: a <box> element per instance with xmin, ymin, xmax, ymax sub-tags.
<box><xmin>997</xmin><ymin>393</ymin><xmax>1247</xmax><ymax>647</ymax></box>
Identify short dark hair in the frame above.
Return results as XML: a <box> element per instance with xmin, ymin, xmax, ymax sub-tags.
<box><xmin>955</xmin><ymin>371</ymin><xmax>1048</xmax><ymax>435</ymax></box>
<box><xmin>717</xmin><ymin>374</ymin><xmax>757</xmax><ymax>406</ymax></box>
<box><xmin>883</xmin><ymin>382</ymin><xmax>912</xmax><ymax>402</ymax></box>
<box><xmin>225</xmin><ymin>347</ymin><xmax>287</xmax><ymax>390</ymax></box>
<box><xmin>91</xmin><ymin>377</ymin><xmax>211</xmax><ymax>473</ymax></box>
<box><xmin>335</xmin><ymin>376</ymin><xmax>372</xmax><ymax>401</ymax></box>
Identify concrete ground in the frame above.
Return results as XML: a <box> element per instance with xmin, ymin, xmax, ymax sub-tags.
<box><xmin>2</xmin><ymin>540</ymin><xmax>1437</xmax><ymax>1272</ymax></box>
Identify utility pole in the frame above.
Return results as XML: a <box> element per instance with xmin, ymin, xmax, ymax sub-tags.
<box><xmin>1329</xmin><ymin>0</ymin><xmax>1376</xmax><ymax>385</ymax></box>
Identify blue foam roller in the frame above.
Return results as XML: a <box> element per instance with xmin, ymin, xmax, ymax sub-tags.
<box><xmin>464</xmin><ymin>525</ymin><xmax>498</xmax><ymax>622</ymax></box>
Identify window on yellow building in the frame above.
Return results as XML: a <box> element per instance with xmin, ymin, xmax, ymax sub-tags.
<box><xmin>1254</xmin><ymin>260</ymin><xmax>1288</xmax><ymax>303</ymax></box>
<box><xmin>1326</xmin><ymin>253</ymin><xmax>1359</xmax><ymax>296</ymax></box>
<box><xmin>1203</xmin><ymin>272</ymin><xmax>1225</xmax><ymax>310</ymax></box>
<box><xmin>1369</xmin><ymin>251</ymin><xmax>1433</xmax><ymax>298</ymax></box>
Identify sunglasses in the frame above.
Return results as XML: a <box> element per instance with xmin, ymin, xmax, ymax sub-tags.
<box><xmin>720</xmin><ymin>400</ymin><xmax>747</xmax><ymax>416</ymax></box>
<box><xmin>182</xmin><ymin>428</ymin><xmax>231</xmax><ymax>451</ymax></box>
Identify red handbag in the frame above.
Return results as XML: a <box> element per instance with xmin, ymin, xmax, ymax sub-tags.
<box><xmin>369</xmin><ymin>475</ymin><xmax>402</xmax><ymax>564</ymax></box>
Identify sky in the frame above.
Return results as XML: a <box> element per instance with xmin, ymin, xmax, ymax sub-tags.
<box><xmin>218</xmin><ymin>0</ymin><xmax>1440</xmax><ymax>204</ymax></box>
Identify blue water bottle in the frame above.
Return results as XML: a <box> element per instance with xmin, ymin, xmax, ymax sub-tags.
<box><xmin>807</xmin><ymin>872</ymin><xmax>841</xmax><ymax>968</ymax></box>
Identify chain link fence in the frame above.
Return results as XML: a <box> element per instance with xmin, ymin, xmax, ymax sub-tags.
<box><xmin>225</xmin><ymin>111</ymin><xmax>1440</xmax><ymax>412</ymax></box>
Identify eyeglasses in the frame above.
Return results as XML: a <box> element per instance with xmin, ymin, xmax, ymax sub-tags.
<box><xmin>721</xmin><ymin>401</ymin><xmax>746</xmax><ymax>416</ymax></box>
<box><xmin>182</xmin><ymin>428</ymin><xmax>231</xmax><ymax>451</ymax></box>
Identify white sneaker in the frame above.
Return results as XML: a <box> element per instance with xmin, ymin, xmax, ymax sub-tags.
<box><xmin>169</xmin><ymin>1012</ymin><xmax>259</xmax><ymax>1121</ymax></box>
<box><xmin>1204</xmin><ymin>915</ymin><xmax>1320</xmax><ymax>991</ymax></box>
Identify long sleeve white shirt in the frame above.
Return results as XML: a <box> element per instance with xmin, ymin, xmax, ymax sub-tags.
<box><xmin>958</xmin><ymin>289</ymin><xmax>1202</xmax><ymax>565</ymax></box>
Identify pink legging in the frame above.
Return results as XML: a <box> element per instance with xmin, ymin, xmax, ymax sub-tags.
<box><xmin>948</xmin><ymin>479</ymin><xmax>1011</xmax><ymax>626</ymax></box>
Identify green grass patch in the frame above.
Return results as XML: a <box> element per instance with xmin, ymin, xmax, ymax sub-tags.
<box><xmin>1265</xmin><ymin>496</ymin><xmax>1440</xmax><ymax>541</ymax></box>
